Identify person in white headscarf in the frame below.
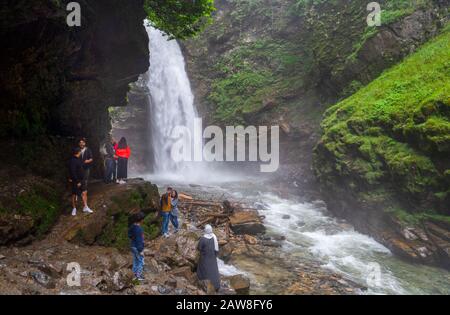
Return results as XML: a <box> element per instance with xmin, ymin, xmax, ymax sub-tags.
<box><xmin>197</xmin><ymin>224</ymin><xmax>220</xmax><ymax>292</ymax></box>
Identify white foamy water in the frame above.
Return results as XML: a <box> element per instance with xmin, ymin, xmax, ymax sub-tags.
<box><xmin>218</xmin><ymin>258</ymin><xmax>247</xmax><ymax>277</ymax></box>
<box><xmin>249</xmin><ymin>191</ymin><xmax>450</xmax><ymax>295</ymax></box>
<box><xmin>146</xmin><ymin>24</ymin><xmax>199</xmax><ymax>174</ymax></box>
<box><xmin>139</xmin><ymin>24</ymin><xmax>449</xmax><ymax>295</ymax></box>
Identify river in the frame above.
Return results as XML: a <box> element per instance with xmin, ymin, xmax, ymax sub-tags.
<box><xmin>140</xmin><ymin>25</ymin><xmax>450</xmax><ymax>295</ymax></box>
<box><xmin>144</xmin><ymin>172</ymin><xmax>450</xmax><ymax>295</ymax></box>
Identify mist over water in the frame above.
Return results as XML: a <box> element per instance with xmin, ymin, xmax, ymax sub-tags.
<box><xmin>142</xmin><ymin>25</ymin><xmax>450</xmax><ymax>295</ymax></box>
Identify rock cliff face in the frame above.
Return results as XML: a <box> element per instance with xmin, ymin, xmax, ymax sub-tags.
<box><xmin>314</xmin><ymin>28</ymin><xmax>450</xmax><ymax>269</ymax></box>
<box><xmin>0</xmin><ymin>0</ymin><xmax>149</xmax><ymax>176</ymax></box>
<box><xmin>182</xmin><ymin>0</ymin><xmax>447</xmax><ymax>187</ymax></box>
<box><xmin>0</xmin><ymin>0</ymin><xmax>150</xmax><ymax>243</ymax></box>
<box><xmin>182</xmin><ymin>0</ymin><xmax>449</xmax><ymax>268</ymax></box>
<box><xmin>111</xmin><ymin>76</ymin><xmax>153</xmax><ymax>176</ymax></box>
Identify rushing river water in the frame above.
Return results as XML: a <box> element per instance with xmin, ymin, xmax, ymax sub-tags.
<box><xmin>141</xmin><ymin>25</ymin><xmax>450</xmax><ymax>295</ymax></box>
<box><xmin>144</xmin><ymin>172</ymin><xmax>450</xmax><ymax>295</ymax></box>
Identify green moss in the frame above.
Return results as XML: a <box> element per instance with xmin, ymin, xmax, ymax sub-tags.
<box><xmin>208</xmin><ymin>37</ymin><xmax>308</xmax><ymax>124</ymax></box>
<box><xmin>97</xmin><ymin>211</ymin><xmax>161</xmax><ymax>251</ymax></box>
<box><xmin>97</xmin><ymin>182</ymin><xmax>161</xmax><ymax>251</ymax></box>
<box><xmin>384</xmin><ymin>206</ymin><xmax>424</xmax><ymax>225</ymax></box>
<box><xmin>0</xmin><ymin>183</ymin><xmax>62</xmax><ymax>237</ymax></box>
<box><xmin>315</xmin><ymin>25</ymin><xmax>450</xmax><ymax>223</ymax></box>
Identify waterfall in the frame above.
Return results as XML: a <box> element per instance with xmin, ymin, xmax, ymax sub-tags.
<box><xmin>145</xmin><ymin>25</ymin><xmax>197</xmax><ymax>174</ymax></box>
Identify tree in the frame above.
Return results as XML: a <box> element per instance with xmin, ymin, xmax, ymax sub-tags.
<box><xmin>144</xmin><ymin>0</ymin><xmax>215</xmax><ymax>39</ymax></box>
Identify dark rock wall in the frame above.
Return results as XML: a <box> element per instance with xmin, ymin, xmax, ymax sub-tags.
<box><xmin>0</xmin><ymin>0</ymin><xmax>150</xmax><ymax>243</ymax></box>
<box><xmin>0</xmin><ymin>0</ymin><xmax>149</xmax><ymax>176</ymax></box>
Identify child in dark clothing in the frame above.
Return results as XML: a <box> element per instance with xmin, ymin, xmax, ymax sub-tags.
<box><xmin>128</xmin><ymin>212</ymin><xmax>145</xmax><ymax>280</ymax></box>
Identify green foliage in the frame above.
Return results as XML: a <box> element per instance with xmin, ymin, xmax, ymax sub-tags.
<box><xmin>97</xmin><ymin>212</ymin><xmax>161</xmax><ymax>251</ymax></box>
<box><xmin>316</xmin><ymin>26</ymin><xmax>450</xmax><ymax>221</ymax></box>
<box><xmin>98</xmin><ymin>183</ymin><xmax>161</xmax><ymax>251</ymax></box>
<box><xmin>144</xmin><ymin>0</ymin><xmax>215</xmax><ymax>39</ymax></box>
<box><xmin>208</xmin><ymin>38</ymin><xmax>307</xmax><ymax>124</ymax></box>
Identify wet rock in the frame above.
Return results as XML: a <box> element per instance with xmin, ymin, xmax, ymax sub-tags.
<box><xmin>228</xmin><ymin>274</ymin><xmax>250</xmax><ymax>295</ymax></box>
<box><xmin>262</xmin><ymin>240</ymin><xmax>282</xmax><ymax>248</ymax></box>
<box><xmin>112</xmin><ymin>269</ymin><xmax>134</xmax><ymax>291</ymax></box>
<box><xmin>36</xmin><ymin>262</ymin><xmax>63</xmax><ymax>278</ymax></box>
<box><xmin>134</xmin><ymin>285</ymin><xmax>151</xmax><ymax>295</ymax></box>
<box><xmin>174</xmin><ymin>288</ymin><xmax>186</xmax><ymax>295</ymax></box>
<box><xmin>272</xmin><ymin>235</ymin><xmax>286</xmax><ymax>241</ymax></box>
<box><xmin>19</xmin><ymin>271</ymin><xmax>28</xmax><ymax>277</ymax></box>
<box><xmin>243</xmin><ymin>235</ymin><xmax>258</xmax><ymax>245</ymax></box>
<box><xmin>171</xmin><ymin>266</ymin><xmax>194</xmax><ymax>281</ymax></box>
<box><xmin>31</xmin><ymin>271</ymin><xmax>56</xmax><ymax>289</ymax></box>
<box><xmin>146</xmin><ymin>258</ymin><xmax>162</xmax><ymax>274</ymax></box>
<box><xmin>165</xmin><ymin>277</ymin><xmax>178</xmax><ymax>289</ymax></box>
<box><xmin>402</xmin><ymin>228</ymin><xmax>418</xmax><ymax>241</ymax></box>
<box><xmin>158</xmin><ymin>285</ymin><xmax>171</xmax><ymax>295</ymax></box>
<box><xmin>229</xmin><ymin>210</ymin><xmax>265</xmax><ymax>235</ymax></box>
<box><xmin>219</xmin><ymin>242</ymin><xmax>235</xmax><ymax>262</ymax></box>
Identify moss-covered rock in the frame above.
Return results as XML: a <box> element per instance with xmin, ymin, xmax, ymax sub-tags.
<box><xmin>0</xmin><ymin>172</ymin><xmax>63</xmax><ymax>245</ymax></box>
<box><xmin>313</xmin><ymin>25</ymin><xmax>450</xmax><ymax>269</ymax></box>
<box><xmin>66</xmin><ymin>179</ymin><xmax>161</xmax><ymax>251</ymax></box>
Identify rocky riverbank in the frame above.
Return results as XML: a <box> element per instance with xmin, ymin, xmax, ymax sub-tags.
<box><xmin>0</xmin><ymin>179</ymin><xmax>366</xmax><ymax>295</ymax></box>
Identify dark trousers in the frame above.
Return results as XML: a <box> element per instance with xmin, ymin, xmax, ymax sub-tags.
<box><xmin>117</xmin><ymin>157</ymin><xmax>128</xmax><ymax>179</ymax></box>
<box><xmin>104</xmin><ymin>158</ymin><xmax>117</xmax><ymax>183</ymax></box>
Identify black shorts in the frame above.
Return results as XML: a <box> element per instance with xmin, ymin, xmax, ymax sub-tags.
<box><xmin>71</xmin><ymin>182</ymin><xmax>82</xmax><ymax>197</ymax></box>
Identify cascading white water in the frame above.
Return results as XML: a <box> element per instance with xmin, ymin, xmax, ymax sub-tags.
<box><xmin>145</xmin><ymin>25</ymin><xmax>197</xmax><ymax>174</ymax></box>
<box><xmin>141</xmin><ymin>25</ymin><xmax>450</xmax><ymax>295</ymax></box>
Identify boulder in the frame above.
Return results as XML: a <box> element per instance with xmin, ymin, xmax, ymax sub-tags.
<box><xmin>64</xmin><ymin>179</ymin><xmax>160</xmax><ymax>249</ymax></box>
<box><xmin>229</xmin><ymin>210</ymin><xmax>265</xmax><ymax>235</ymax></box>
<box><xmin>0</xmin><ymin>214</ymin><xmax>35</xmax><ymax>245</ymax></box>
<box><xmin>228</xmin><ymin>274</ymin><xmax>251</xmax><ymax>295</ymax></box>
<box><xmin>30</xmin><ymin>271</ymin><xmax>56</xmax><ymax>289</ymax></box>
<box><xmin>171</xmin><ymin>266</ymin><xmax>194</xmax><ymax>281</ymax></box>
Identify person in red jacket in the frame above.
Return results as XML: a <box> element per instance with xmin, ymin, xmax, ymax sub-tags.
<box><xmin>115</xmin><ymin>137</ymin><xmax>131</xmax><ymax>184</ymax></box>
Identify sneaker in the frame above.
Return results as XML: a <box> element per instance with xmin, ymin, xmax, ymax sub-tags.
<box><xmin>136</xmin><ymin>276</ymin><xmax>146</xmax><ymax>281</ymax></box>
<box><xmin>71</xmin><ymin>208</ymin><xmax>77</xmax><ymax>216</ymax></box>
<box><xmin>83</xmin><ymin>207</ymin><xmax>94</xmax><ymax>214</ymax></box>
<box><xmin>164</xmin><ymin>233</ymin><xmax>170</xmax><ymax>238</ymax></box>
<box><xmin>174</xmin><ymin>229</ymin><xmax>179</xmax><ymax>234</ymax></box>
<box><xmin>116</xmin><ymin>179</ymin><xmax>120</xmax><ymax>184</ymax></box>
<box><xmin>119</xmin><ymin>180</ymin><xmax>126</xmax><ymax>185</ymax></box>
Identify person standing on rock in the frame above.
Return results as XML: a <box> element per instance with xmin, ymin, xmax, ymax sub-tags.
<box><xmin>197</xmin><ymin>224</ymin><xmax>221</xmax><ymax>292</ymax></box>
<box><xmin>160</xmin><ymin>187</ymin><xmax>172</xmax><ymax>238</ymax></box>
<box><xmin>128</xmin><ymin>212</ymin><xmax>145</xmax><ymax>281</ymax></box>
<box><xmin>69</xmin><ymin>147</ymin><xmax>84</xmax><ymax>216</ymax></box>
<box><xmin>170</xmin><ymin>190</ymin><xmax>180</xmax><ymax>233</ymax></box>
<box><xmin>115</xmin><ymin>137</ymin><xmax>131</xmax><ymax>184</ymax></box>
<box><xmin>78</xmin><ymin>138</ymin><xmax>94</xmax><ymax>215</ymax></box>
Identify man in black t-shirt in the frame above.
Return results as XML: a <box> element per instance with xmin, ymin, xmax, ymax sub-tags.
<box><xmin>78</xmin><ymin>138</ymin><xmax>94</xmax><ymax>214</ymax></box>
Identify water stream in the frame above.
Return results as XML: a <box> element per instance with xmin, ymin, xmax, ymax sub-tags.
<box><xmin>142</xmin><ymin>26</ymin><xmax>450</xmax><ymax>295</ymax></box>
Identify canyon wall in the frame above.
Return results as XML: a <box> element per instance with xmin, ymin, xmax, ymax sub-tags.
<box><xmin>0</xmin><ymin>0</ymin><xmax>150</xmax><ymax>243</ymax></box>
<box><xmin>182</xmin><ymin>0</ymin><xmax>449</xmax><ymax>268</ymax></box>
